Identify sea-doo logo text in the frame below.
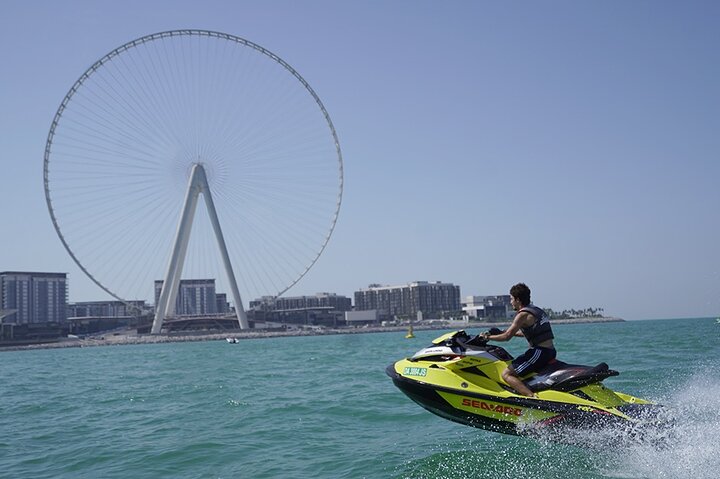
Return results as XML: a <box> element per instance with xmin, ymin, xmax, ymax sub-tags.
<box><xmin>461</xmin><ymin>398</ymin><xmax>522</xmax><ymax>416</ymax></box>
<box><xmin>403</xmin><ymin>367</ymin><xmax>427</xmax><ymax>377</ymax></box>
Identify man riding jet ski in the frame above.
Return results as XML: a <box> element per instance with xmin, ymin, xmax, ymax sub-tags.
<box><xmin>386</xmin><ymin>329</ymin><xmax>664</xmax><ymax>439</ymax></box>
<box><xmin>482</xmin><ymin>283</ymin><xmax>557</xmax><ymax>398</ymax></box>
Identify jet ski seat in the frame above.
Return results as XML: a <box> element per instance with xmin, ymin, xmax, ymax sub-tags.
<box><xmin>524</xmin><ymin>361</ymin><xmax>619</xmax><ymax>393</ymax></box>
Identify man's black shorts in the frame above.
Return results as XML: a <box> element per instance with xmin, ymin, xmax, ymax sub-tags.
<box><xmin>511</xmin><ymin>346</ymin><xmax>556</xmax><ymax>376</ymax></box>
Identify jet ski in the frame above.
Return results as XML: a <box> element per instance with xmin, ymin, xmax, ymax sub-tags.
<box><xmin>386</xmin><ymin>330</ymin><xmax>665</xmax><ymax>440</ymax></box>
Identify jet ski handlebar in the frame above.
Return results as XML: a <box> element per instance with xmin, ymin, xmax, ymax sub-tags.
<box><xmin>431</xmin><ymin>328</ymin><xmax>507</xmax><ymax>350</ymax></box>
<box><xmin>453</xmin><ymin>328</ymin><xmax>502</xmax><ymax>349</ymax></box>
<box><xmin>454</xmin><ymin>335</ymin><xmax>483</xmax><ymax>349</ymax></box>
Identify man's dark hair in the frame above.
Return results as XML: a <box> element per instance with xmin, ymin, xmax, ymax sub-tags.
<box><xmin>510</xmin><ymin>283</ymin><xmax>531</xmax><ymax>306</ymax></box>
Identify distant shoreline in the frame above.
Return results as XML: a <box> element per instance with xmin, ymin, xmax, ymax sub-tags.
<box><xmin>0</xmin><ymin>316</ymin><xmax>624</xmax><ymax>353</ymax></box>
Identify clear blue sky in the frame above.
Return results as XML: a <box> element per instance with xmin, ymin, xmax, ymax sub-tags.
<box><xmin>1</xmin><ymin>0</ymin><xmax>719</xmax><ymax>320</ymax></box>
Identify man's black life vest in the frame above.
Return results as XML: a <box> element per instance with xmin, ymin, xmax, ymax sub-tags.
<box><xmin>519</xmin><ymin>305</ymin><xmax>554</xmax><ymax>347</ymax></box>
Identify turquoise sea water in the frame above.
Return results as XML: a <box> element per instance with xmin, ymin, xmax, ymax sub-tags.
<box><xmin>1</xmin><ymin>318</ymin><xmax>719</xmax><ymax>479</ymax></box>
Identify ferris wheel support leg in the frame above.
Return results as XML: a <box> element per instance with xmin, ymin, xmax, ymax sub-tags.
<box><xmin>151</xmin><ymin>163</ymin><xmax>249</xmax><ymax>334</ymax></box>
<box><xmin>199</xmin><ymin>167</ymin><xmax>249</xmax><ymax>329</ymax></box>
<box><xmin>151</xmin><ymin>166</ymin><xmax>202</xmax><ymax>334</ymax></box>
<box><xmin>164</xmin><ymin>197</ymin><xmax>197</xmax><ymax>319</ymax></box>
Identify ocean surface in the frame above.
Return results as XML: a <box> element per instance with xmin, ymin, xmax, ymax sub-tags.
<box><xmin>1</xmin><ymin>317</ymin><xmax>719</xmax><ymax>479</ymax></box>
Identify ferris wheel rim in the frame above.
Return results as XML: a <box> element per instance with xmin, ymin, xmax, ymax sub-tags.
<box><xmin>43</xmin><ymin>29</ymin><xmax>344</xmax><ymax>304</ymax></box>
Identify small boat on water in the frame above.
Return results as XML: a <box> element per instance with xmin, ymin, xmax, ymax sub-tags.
<box><xmin>716</xmin><ymin>318</ymin><xmax>720</xmax><ymax>324</ymax></box>
<box><xmin>226</xmin><ymin>337</ymin><xmax>239</xmax><ymax>344</ymax></box>
<box><xmin>405</xmin><ymin>325</ymin><xmax>415</xmax><ymax>339</ymax></box>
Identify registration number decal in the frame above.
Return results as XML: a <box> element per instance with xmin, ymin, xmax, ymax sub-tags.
<box><xmin>403</xmin><ymin>367</ymin><xmax>427</xmax><ymax>377</ymax></box>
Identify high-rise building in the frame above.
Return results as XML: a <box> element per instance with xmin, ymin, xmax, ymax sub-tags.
<box><xmin>354</xmin><ymin>281</ymin><xmax>461</xmax><ymax>318</ymax></box>
<box><xmin>215</xmin><ymin>293</ymin><xmax>230</xmax><ymax>314</ymax></box>
<box><xmin>0</xmin><ymin>271</ymin><xmax>68</xmax><ymax>324</ymax></box>
<box><xmin>154</xmin><ymin>279</ymin><xmax>218</xmax><ymax>316</ymax></box>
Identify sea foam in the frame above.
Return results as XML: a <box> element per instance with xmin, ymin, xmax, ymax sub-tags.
<box><xmin>600</xmin><ymin>374</ymin><xmax>720</xmax><ymax>479</ymax></box>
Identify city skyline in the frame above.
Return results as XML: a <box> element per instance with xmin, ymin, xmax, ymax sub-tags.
<box><xmin>0</xmin><ymin>268</ymin><xmax>634</xmax><ymax>320</ymax></box>
<box><xmin>2</xmin><ymin>1</ymin><xmax>719</xmax><ymax>320</ymax></box>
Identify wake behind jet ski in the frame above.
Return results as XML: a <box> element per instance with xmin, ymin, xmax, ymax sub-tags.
<box><xmin>387</xmin><ymin>329</ymin><xmax>666</xmax><ymax>441</ymax></box>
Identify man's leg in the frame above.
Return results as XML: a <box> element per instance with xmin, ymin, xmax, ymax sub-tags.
<box><xmin>502</xmin><ymin>366</ymin><xmax>536</xmax><ymax>397</ymax></box>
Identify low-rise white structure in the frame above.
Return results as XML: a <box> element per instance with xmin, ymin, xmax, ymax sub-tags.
<box><xmin>345</xmin><ymin>309</ymin><xmax>379</xmax><ymax>326</ymax></box>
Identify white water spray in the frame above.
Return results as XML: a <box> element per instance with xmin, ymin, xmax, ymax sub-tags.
<box><xmin>599</xmin><ymin>375</ymin><xmax>720</xmax><ymax>479</ymax></box>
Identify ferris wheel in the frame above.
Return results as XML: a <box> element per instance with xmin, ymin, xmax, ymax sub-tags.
<box><xmin>43</xmin><ymin>30</ymin><xmax>344</xmax><ymax>331</ymax></box>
